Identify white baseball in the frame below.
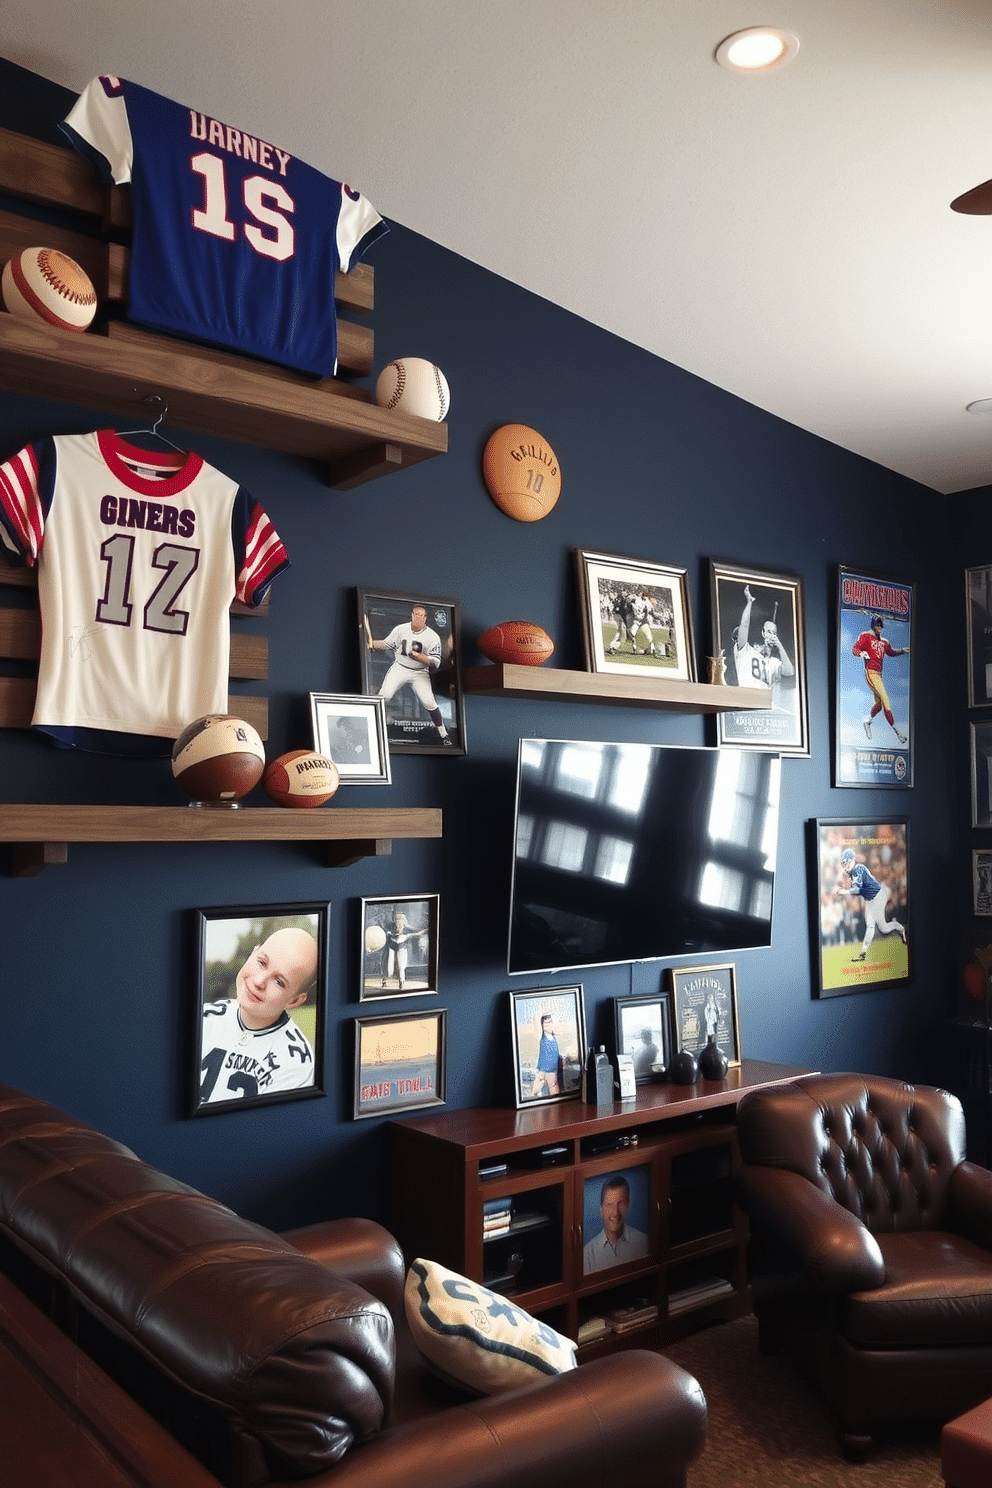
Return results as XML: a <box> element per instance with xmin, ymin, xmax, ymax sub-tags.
<box><xmin>1</xmin><ymin>247</ymin><xmax>98</xmax><ymax>332</ymax></box>
<box><xmin>375</xmin><ymin>357</ymin><xmax>450</xmax><ymax>421</ymax></box>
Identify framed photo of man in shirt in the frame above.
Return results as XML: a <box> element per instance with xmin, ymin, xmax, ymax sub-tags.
<box><xmin>581</xmin><ymin>1160</ymin><xmax>653</xmax><ymax>1279</ymax></box>
<box><xmin>835</xmin><ymin>567</ymin><xmax>914</xmax><ymax>788</ymax></box>
<box><xmin>508</xmin><ymin>986</ymin><xmax>586</xmax><ymax>1108</ymax></box>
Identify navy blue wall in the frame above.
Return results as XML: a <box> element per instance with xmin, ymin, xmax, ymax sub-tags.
<box><xmin>0</xmin><ymin>58</ymin><xmax>963</xmax><ymax>1231</ymax></box>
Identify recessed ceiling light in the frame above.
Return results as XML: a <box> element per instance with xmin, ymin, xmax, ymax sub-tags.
<box><xmin>966</xmin><ymin>399</ymin><xmax>992</xmax><ymax>416</ymax></box>
<box><xmin>715</xmin><ymin>27</ymin><xmax>800</xmax><ymax>73</ymax></box>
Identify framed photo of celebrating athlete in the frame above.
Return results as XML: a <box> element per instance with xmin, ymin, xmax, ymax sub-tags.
<box><xmin>574</xmin><ymin>549</ymin><xmax>696</xmax><ymax>682</ymax></box>
<box><xmin>835</xmin><ymin>566</ymin><xmax>914</xmax><ymax>788</ymax></box>
<box><xmin>191</xmin><ymin>902</ymin><xmax>328</xmax><ymax>1117</ymax></box>
<box><xmin>708</xmin><ymin>559</ymin><xmax>809</xmax><ymax>755</ymax></box>
<box><xmin>359</xmin><ymin>893</ymin><xmax>440</xmax><ymax>1000</ymax></box>
<box><xmin>807</xmin><ymin>819</ymin><xmax>911</xmax><ymax>998</ymax></box>
<box><xmin>310</xmin><ymin>692</ymin><xmax>391</xmax><ymax>785</ymax></box>
<box><xmin>357</xmin><ymin>587</ymin><xmax>466</xmax><ymax>755</ymax></box>
<box><xmin>352</xmin><ymin>1008</ymin><xmax>447</xmax><ymax>1120</ymax></box>
<box><xmin>509</xmin><ymin>985</ymin><xmax>586</xmax><ymax>1109</ymax></box>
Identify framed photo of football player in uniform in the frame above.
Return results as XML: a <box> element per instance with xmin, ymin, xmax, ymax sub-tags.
<box><xmin>192</xmin><ymin>902</ymin><xmax>328</xmax><ymax>1116</ymax></box>
<box><xmin>808</xmin><ymin>819</ymin><xmax>910</xmax><ymax>998</ymax></box>
<box><xmin>357</xmin><ymin>588</ymin><xmax>466</xmax><ymax>755</ymax></box>
<box><xmin>709</xmin><ymin>559</ymin><xmax>809</xmax><ymax>755</ymax></box>
<box><xmin>835</xmin><ymin>567</ymin><xmax>914</xmax><ymax>788</ymax></box>
<box><xmin>575</xmin><ymin>549</ymin><xmax>696</xmax><ymax>683</ymax></box>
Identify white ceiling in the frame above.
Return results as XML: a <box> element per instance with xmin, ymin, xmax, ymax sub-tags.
<box><xmin>5</xmin><ymin>0</ymin><xmax>992</xmax><ymax>494</ymax></box>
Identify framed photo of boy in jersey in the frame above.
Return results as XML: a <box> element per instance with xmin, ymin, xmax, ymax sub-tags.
<box><xmin>509</xmin><ymin>986</ymin><xmax>586</xmax><ymax>1108</ymax></box>
<box><xmin>357</xmin><ymin>587</ymin><xmax>466</xmax><ymax>755</ymax></box>
<box><xmin>835</xmin><ymin>567</ymin><xmax>914</xmax><ymax>788</ymax></box>
<box><xmin>708</xmin><ymin>559</ymin><xmax>809</xmax><ymax>755</ymax></box>
<box><xmin>808</xmin><ymin>819</ymin><xmax>911</xmax><ymax>997</ymax></box>
<box><xmin>192</xmin><ymin>902</ymin><xmax>328</xmax><ymax>1116</ymax></box>
<box><xmin>574</xmin><ymin>549</ymin><xmax>696</xmax><ymax>682</ymax></box>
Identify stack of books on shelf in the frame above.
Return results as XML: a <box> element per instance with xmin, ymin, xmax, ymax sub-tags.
<box><xmin>668</xmin><ymin>1270</ymin><xmax>735</xmax><ymax>1315</ymax></box>
<box><xmin>576</xmin><ymin>1314</ymin><xmax>610</xmax><ymax>1345</ymax></box>
<box><xmin>603</xmin><ymin>1298</ymin><xmax>659</xmax><ymax>1334</ymax></box>
<box><xmin>483</xmin><ymin>1196</ymin><xmax>513</xmax><ymax>1239</ymax></box>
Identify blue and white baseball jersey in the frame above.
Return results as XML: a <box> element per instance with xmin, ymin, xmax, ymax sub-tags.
<box><xmin>0</xmin><ymin>430</ymin><xmax>289</xmax><ymax>753</ymax></box>
<box><xmin>60</xmin><ymin>76</ymin><xmax>387</xmax><ymax>376</ymax></box>
<box><xmin>200</xmin><ymin>998</ymin><xmax>314</xmax><ymax>1104</ymax></box>
<box><xmin>847</xmin><ymin>863</ymin><xmax>882</xmax><ymax>902</ymax></box>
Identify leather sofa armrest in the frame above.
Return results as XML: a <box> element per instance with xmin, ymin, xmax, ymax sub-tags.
<box><xmin>737</xmin><ymin>1165</ymin><xmax>885</xmax><ymax>1292</ymax></box>
<box><xmin>948</xmin><ymin>1161</ymin><xmax>992</xmax><ymax>1248</ymax></box>
<box><xmin>310</xmin><ymin>1350</ymin><xmax>707</xmax><ymax>1488</ymax></box>
<box><xmin>282</xmin><ymin>1217</ymin><xmax>406</xmax><ymax>1317</ymax></box>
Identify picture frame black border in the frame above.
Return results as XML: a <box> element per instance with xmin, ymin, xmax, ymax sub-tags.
<box><xmin>972</xmin><ymin>721</ymin><xmax>992</xmax><ymax>828</ymax></box>
<box><xmin>309</xmin><ymin>691</ymin><xmax>392</xmax><ymax>785</ymax></box>
<box><xmin>356</xmin><ymin>586</ymin><xmax>467</xmax><ymax>755</ymax></box>
<box><xmin>508</xmin><ymin>984</ymin><xmax>587</xmax><ymax>1109</ymax></box>
<box><xmin>667</xmin><ymin>962</ymin><xmax>741</xmax><ymax>1068</ymax></box>
<box><xmin>807</xmin><ymin>817</ymin><xmax>911</xmax><ymax>998</ymax></box>
<box><xmin>613</xmin><ymin>992</ymin><xmax>673</xmax><ymax>1083</ymax></box>
<box><xmin>834</xmin><ymin>565</ymin><xmax>915</xmax><ymax>788</ymax></box>
<box><xmin>352</xmin><ymin>1007</ymin><xmax>447</xmax><ymax>1120</ymax></box>
<box><xmin>191</xmin><ymin>900</ymin><xmax>328</xmax><ymax>1118</ymax></box>
<box><xmin>358</xmin><ymin>892</ymin><xmax>440</xmax><ymax>1001</ymax></box>
<box><xmin>973</xmin><ymin>848</ymin><xmax>992</xmax><ymax>918</ymax></box>
<box><xmin>708</xmin><ymin>557</ymin><xmax>810</xmax><ymax>755</ymax></box>
<box><xmin>574</xmin><ymin>548</ymin><xmax>696</xmax><ymax>682</ymax></box>
<box><xmin>965</xmin><ymin>564</ymin><xmax>992</xmax><ymax>710</ymax></box>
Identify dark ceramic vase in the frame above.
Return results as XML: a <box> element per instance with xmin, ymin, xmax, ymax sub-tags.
<box><xmin>669</xmin><ymin>1048</ymin><xmax>699</xmax><ymax>1085</ymax></box>
<box><xmin>699</xmin><ymin>1034</ymin><xmax>729</xmax><ymax>1081</ymax></box>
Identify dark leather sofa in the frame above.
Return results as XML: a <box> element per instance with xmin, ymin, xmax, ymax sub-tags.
<box><xmin>0</xmin><ymin>1084</ymin><xmax>707</xmax><ymax>1487</ymax></box>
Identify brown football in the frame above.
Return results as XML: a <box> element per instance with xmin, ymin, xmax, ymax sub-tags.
<box><xmin>478</xmin><ymin>621</ymin><xmax>555</xmax><ymax>667</ymax></box>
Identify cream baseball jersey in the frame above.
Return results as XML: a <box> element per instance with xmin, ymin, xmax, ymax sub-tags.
<box><xmin>0</xmin><ymin>430</ymin><xmax>289</xmax><ymax>752</ymax></box>
<box><xmin>60</xmin><ymin>76</ymin><xmax>387</xmax><ymax>376</ymax></box>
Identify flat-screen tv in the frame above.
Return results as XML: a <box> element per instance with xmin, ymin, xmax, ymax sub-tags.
<box><xmin>508</xmin><ymin>738</ymin><xmax>781</xmax><ymax>975</ymax></box>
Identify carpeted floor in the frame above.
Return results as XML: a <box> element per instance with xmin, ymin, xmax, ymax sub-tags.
<box><xmin>661</xmin><ymin>1317</ymin><xmax>944</xmax><ymax>1488</ymax></box>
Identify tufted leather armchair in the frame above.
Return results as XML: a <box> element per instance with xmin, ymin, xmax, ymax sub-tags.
<box><xmin>735</xmin><ymin>1073</ymin><xmax>992</xmax><ymax>1459</ymax></box>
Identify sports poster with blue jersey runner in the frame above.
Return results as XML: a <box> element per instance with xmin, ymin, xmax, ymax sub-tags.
<box><xmin>811</xmin><ymin>818</ymin><xmax>910</xmax><ymax>997</ymax></box>
<box><xmin>835</xmin><ymin>568</ymin><xmax>914</xmax><ymax>788</ymax></box>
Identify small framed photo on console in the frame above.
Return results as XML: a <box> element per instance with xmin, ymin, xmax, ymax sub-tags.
<box><xmin>192</xmin><ymin>902</ymin><xmax>328</xmax><ymax>1116</ymax></box>
<box><xmin>614</xmin><ymin>992</ymin><xmax>672</xmax><ymax>1083</ymax></box>
<box><xmin>509</xmin><ymin>985</ymin><xmax>586</xmax><ymax>1108</ymax></box>
<box><xmin>668</xmin><ymin>962</ymin><xmax>741</xmax><ymax>1068</ymax></box>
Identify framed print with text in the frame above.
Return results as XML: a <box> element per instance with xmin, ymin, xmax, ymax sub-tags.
<box><xmin>808</xmin><ymin>819</ymin><xmax>910</xmax><ymax>997</ymax></box>
<box><xmin>357</xmin><ymin>587</ymin><xmax>466</xmax><ymax>755</ymax></box>
<box><xmin>353</xmin><ymin>1008</ymin><xmax>446</xmax><ymax>1120</ymax></box>
<box><xmin>614</xmin><ymin>992</ymin><xmax>672</xmax><ymax>1083</ymax></box>
<box><xmin>835</xmin><ymin>567</ymin><xmax>914</xmax><ymax>787</ymax></box>
<box><xmin>310</xmin><ymin>692</ymin><xmax>391</xmax><ymax>785</ymax></box>
<box><xmin>574</xmin><ymin>549</ymin><xmax>695</xmax><ymax>682</ymax></box>
<box><xmin>708</xmin><ymin>559</ymin><xmax>809</xmax><ymax>754</ymax></box>
<box><xmin>668</xmin><ymin>963</ymin><xmax>741</xmax><ymax>1068</ymax></box>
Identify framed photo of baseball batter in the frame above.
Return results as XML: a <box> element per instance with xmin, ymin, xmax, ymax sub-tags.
<box><xmin>508</xmin><ymin>985</ymin><xmax>586</xmax><ymax>1108</ymax></box>
<box><xmin>574</xmin><ymin>549</ymin><xmax>695</xmax><ymax>682</ymax></box>
<box><xmin>357</xmin><ymin>587</ymin><xmax>466</xmax><ymax>755</ymax></box>
<box><xmin>835</xmin><ymin>567</ymin><xmax>914</xmax><ymax>788</ymax></box>
<box><xmin>309</xmin><ymin>692</ymin><xmax>391</xmax><ymax>785</ymax></box>
<box><xmin>352</xmin><ymin>1008</ymin><xmax>447</xmax><ymax>1120</ymax></box>
<box><xmin>668</xmin><ymin>963</ymin><xmax>741</xmax><ymax>1069</ymax></box>
<box><xmin>359</xmin><ymin>893</ymin><xmax>439</xmax><ymax>1000</ymax></box>
<box><xmin>808</xmin><ymin>819</ymin><xmax>911</xmax><ymax>998</ymax></box>
<box><xmin>192</xmin><ymin>902</ymin><xmax>328</xmax><ymax>1117</ymax></box>
<box><xmin>708</xmin><ymin>559</ymin><xmax>809</xmax><ymax>755</ymax></box>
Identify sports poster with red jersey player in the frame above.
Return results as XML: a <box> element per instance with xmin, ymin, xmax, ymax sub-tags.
<box><xmin>835</xmin><ymin>567</ymin><xmax>915</xmax><ymax>789</ymax></box>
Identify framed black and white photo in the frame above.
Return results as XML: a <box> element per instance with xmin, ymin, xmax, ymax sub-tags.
<box><xmin>966</xmin><ymin>564</ymin><xmax>992</xmax><ymax>709</ymax></box>
<box><xmin>192</xmin><ymin>902</ymin><xmax>327</xmax><ymax>1116</ymax></box>
<box><xmin>352</xmin><ymin>1008</ymin><xmax>447</xmax><ymax>1119</ymax></box>
<box><xmin>508</xmin><ymin>985</ymin><xmax>586</xmax><ymax>1108</ymax></box>
<box><xmin>973</xmin><ymin>849</ymin><xmax>992</xmax><ymax>917</ymax></box>
<box><xmin>972</xmin><ymin>722</ymin><xmax>992</xmax><ymax>828</ymax></box>
<box><xmin>835</xmin><ymin>567</ymin><xmax>914</xmax><ymax>787</ymax></box>
<box><xmin>574</xmin><ymin>549</ymin><xmax>695</xmax><ymax>682</ymax></box>
<box><xmin>359</xmin><ymin>893</ymin><xmax>439</xmax><ymax>1000</ymax></box>
<box><xmin>357</xmin><ymin>587</ymin><xmax>466</xmax><ymax>755</ymax></box>
<box><xmin>613</xmin><ymin>993</ymin><xmax>672</xmax><ymax>1083</ymax></box>
<box><xmin>310</xmin><ymin>692</ymin><xmax>391</xmax><ymax>785</ymax></box>
<box><xmin>709</xmin><ymin>559</ymin><xmax>809</xmax><ymax>754</ymax></box>
<box><xmin>808</xmin><ymin>818</ymin><xmax>910</xmax><ymax>997</ymax></box>
<box><xmin>668</xmin><ymin>963</ymin><xmax>741</xmax><ymax>1068</ymax></box>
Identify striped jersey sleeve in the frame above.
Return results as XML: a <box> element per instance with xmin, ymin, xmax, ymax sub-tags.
<box><xmin>0</xmin><ymin>441</ymin><xmax>55</xmax><ymax>564</ymax></box>
<box><xmin>232</xmin><ymin>492</ymin><xmax>290</xmax><ymax>607</ymax></box>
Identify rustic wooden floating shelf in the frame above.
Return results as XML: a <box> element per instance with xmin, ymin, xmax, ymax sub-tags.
<box><xmin>461</xmin><ymin>663</ymin><xmax>771</xmax><ymax>713</ymax></box>
<box><xmin>0</xmin><ymin>804</ymin><xmax>442</xmax><ymax>877</ymax></box>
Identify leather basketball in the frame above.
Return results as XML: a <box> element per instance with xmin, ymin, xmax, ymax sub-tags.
<box><xmin>482</xmin><ymin>424</ymin><xmax>561</xmax><ymax>522</ymax></box>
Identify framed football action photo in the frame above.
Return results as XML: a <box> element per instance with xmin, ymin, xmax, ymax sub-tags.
<box><xmin>966</xmin><ymin>564</ymin><xmax>992</xmax><ymax>708</ymax></box>
<box><xmin>807</xmin><ymin>819</ymin><xmax>910</xmax><ymax>997</ymax></box>
<box><xmin>708</xmin><ymin>559</ymin><xmax>809</xmax><ymax>754</ymax></box>
<box><xmin>192</xmin><ymin>903</ymin><xmax>327</xmax><ymax>1116</ymax></box>
<box><xmin>614</xmin><ymin>992</ymin><xmax>672</xmax><ymax>1083</ymax></box>
<box><xmin>352</xmin><ymin>1008</ymin><xmax>447</xmax><ymax>1120</ymax></box>
<box><xmin>508</xmin><ymin>985</ymin><xmax>586</xmax><ymax>1108</ymax></box>
<box><xmin>310</xmin><ymin>692</ymin><xmax>391</xmax><ymax>785</ymax></box>
<box><xmin>357</xmin><ymin>587</ymin><xmax>466</xmax><ymax>755</ymax></box>
<box><xmin>835</xmin><ymin>567</ymin><xmax>914</xmax><ymax>787</ymax></box>
<box><xmin>359</xmin><ymin>893</ymin><xmax>439</xmax><ymax>1000</ymax></box>
<box><xmin>574</xmin><ymin>549</ymin><xmax>695</xmax><ymax>682</ymax></box>
<box><xmin>668</xmin><ymin>963</ymin><xmax>741</xmax><ymax>1068</ymax></box>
